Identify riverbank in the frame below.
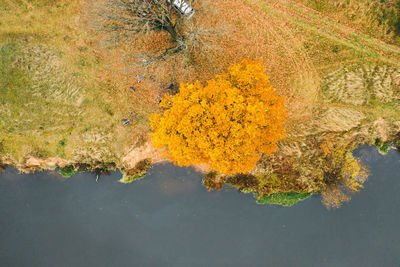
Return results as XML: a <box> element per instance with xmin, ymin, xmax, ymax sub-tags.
<box><xmin>1</xmin><ymin>0</ymin><xmax>400</xmax><ymax>207</ymax></box>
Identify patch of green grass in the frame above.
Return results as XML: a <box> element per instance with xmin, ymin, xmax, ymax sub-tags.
<box><xmin>395</xmin><ymin>139</ymin><xmax>400</xmax><ymax>149</ymax></box>
<box><xmin>0</xmin><ymin>139</ymin><xmax>4</xmax><ymax>157</ymax></box>
<box><xmin>256</xmin><ymin>192</ymin><xmax>313</xmax><ymax>207</ymax></box>
<box><xmin>366</xmin><ymin>99</ymin><xmax>400</xmax><ymax>121</ymax></box>
<box><xmin>300</xmin><ymin>0</ymin><xmax>400</xmax><ymax>46</ymax></box>
<box><xmin>374</xmin><ymin>138</ymin><xmax>390</xmax><ymax>155</ymax></box>
<box><xmin>59</xmin><ymin>166</ymin><xmax>76</xmax><ymax>178</ymax></box>
<box><xmin>56</xmin><ymin>138</ymin><xmax>66</xmax><ymax>157</ymax></box>
<box><xmin>118</xmin><ymin>173</ymin><xmax>146</xmax><ymax>184</ymax></box>
<box><xmin>0</xmin><ymin>43</ymin><xmax>30</xmax><ymax>104</ymax></box>
<box><xmin>0</xmin><ymin>40</ymin><xmax>120</xmax><ymax>162</ymax></box>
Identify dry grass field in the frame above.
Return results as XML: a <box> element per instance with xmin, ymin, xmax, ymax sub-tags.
<box><xmin>299</xmin><ymin>0</ymin><xmax>400</xmax><ymax>46</ymax></box>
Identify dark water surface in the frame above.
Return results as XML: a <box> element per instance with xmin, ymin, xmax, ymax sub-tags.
<box><xmin>0</xmin><ymin>146</ymin><xmax>399</xmax><ymax>266</ymax></box>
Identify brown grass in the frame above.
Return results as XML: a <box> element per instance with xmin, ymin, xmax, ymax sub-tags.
<box><xmin>92</xmin><ymin>0</ymin><xmax>321</xmax><ymax>123</ymax></box>
<box><xmin>93</xmin><ymin>0</ymin><xmax>400</xmax><ymax>130</ymax></box>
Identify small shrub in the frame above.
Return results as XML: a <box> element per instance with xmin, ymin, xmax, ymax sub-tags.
<box><xmin>59</xmin><ymin>166</ymin><xmax>76</xmax><ymax>178</ymax></box>
<box><xmin>202</xmin><ymin>172</ymin><xmax>225</xmax><ymax>191</ymax></box>
<box><xmin>226</xmin><ymin>174</ymin><xmax>260</xmax><ymax>192</ymax></box>
<box><xmin>374</xmin><ymin>138</ymin><xmax>389</xmax><ymax>154</ymax></box>
<box><xmin>58</xmin><ymin>139</ymin><xmax>66</xmax><ymax>147</ymax></box>
<box><xmin>317</xmin><ymin>145</ymin><xmax>369</xmax><ymax>209</ymax></box>
<box><xmin>119</xmin><ymin>158</ymin><xmax>151</xmax><ymax>184</ymax></box>
<box><xmin>56</xmin><ymin>138</ymin><xmax>67</xmax><ymax>157</ymax></box>
<box><xmin>395</xmin><ymin>139</ymin><xmax>400</xmax><ymax>149</ymax></box>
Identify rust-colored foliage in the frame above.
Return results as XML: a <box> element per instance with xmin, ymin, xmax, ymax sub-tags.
<box><xmin>150</xmin><ymin>60</ymin><xmax>287</xmax><ymax>174</ymax></box>
<box><xmin>202</xmin><ymin>172</ymin><xmax>226</xmax><ymax>191</ymax></box>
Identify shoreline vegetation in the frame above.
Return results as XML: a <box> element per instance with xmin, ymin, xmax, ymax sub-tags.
<box><xmin>1</xmin><ymin>0</ymin><xmax>400</xmax><ymax>208</ymax></box>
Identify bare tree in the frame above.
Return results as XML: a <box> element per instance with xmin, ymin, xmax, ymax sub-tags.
<box><xmin>102</xmin><ymin>0</ymin><xmax>216</xmax><ymax>66</ymax></box>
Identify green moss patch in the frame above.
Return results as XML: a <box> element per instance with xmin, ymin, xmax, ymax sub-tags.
<box><xmin>59</xmin><ymin>166</ymin><xmax>76</xmax><ymax>178</ymax></box>
<box><xmin>256</xmin><ymin>192</ymin><xmax>313</xmax><ymax>207</ymax></box>
<box><xmin>119</xmin><ymin>173</ymin><xmax>146</xmax><ymax>184</ymax></box>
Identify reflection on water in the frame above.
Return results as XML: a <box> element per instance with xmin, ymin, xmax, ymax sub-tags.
<box><xmin>0</xmin><ymin>146</ymin><xmax>399</xmax><ymax>266</ymax></box>
<box><xmin>159</xmin><ymin>179</ymin><xmax>196</xmax><ymax>194</ymax></box>
<box><xmin>154</xmin><ymin>163</ymin><xmax>197</xmax><ymax>195</ymax></box>
<box><xmin>354</xmin><ymin>145</ymin><xmax>390</xmax><ymax>165</ymax></box>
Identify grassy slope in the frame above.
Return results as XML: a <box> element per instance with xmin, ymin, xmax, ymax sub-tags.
<box><xmin>0</xmin><ymin>0</ymin><xmax>399</xmax><ymax>177</ymax></box>
<box><xmin>263</xmin><ymin>0</ymin><xmax>400</xmax><ymax>125</ymax></box>
<box><xmin>298</xmin><ymin>0</ymin><xmax>400</xmax><ymax>46</ymax></box>
<box><xmin>0</xmin><ymin>0</ymin><xmax>154</xmax><ymax>170</ymax></box>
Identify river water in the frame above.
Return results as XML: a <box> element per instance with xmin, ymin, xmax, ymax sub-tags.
<box><xmin>0</xmin><ymin>146</ymin><xmax>399</xmax><ymax>266</ymax></box>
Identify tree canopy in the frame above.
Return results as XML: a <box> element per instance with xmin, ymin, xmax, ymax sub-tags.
<box><xmin>150</xmin><ymin>59</ymin><xmax>287</xmax><ymax>174</ymax></box>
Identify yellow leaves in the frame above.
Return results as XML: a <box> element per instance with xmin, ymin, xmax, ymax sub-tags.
<box><xmin>320</xmin><ymin>141</ymin><xmax>334</xmax><ymax>156</ymax></box>
<box><xmin>342</xmin><ymin>152</ymin><xmax>368</xmax><ymax>193</ymax></box>
<box><xmin>347</xmin><ymin>181</ymin><xmax>364</xmax><ymax>192</ymax></box>
<box><xmin>150</xmin><ymin>59</ymin><xmax>287</xmax><ymax>174</ymax></box>
<box><xmin>318</xmin><ymin>145</ymin><xmax>370</xmax><ymax>209</ymax></box>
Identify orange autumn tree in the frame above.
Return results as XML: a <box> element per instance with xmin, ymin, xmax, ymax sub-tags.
<box><xmin>150</xmin><ymin>60</ymin><xmax>287</xmax><ymax>174</ymax></box>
